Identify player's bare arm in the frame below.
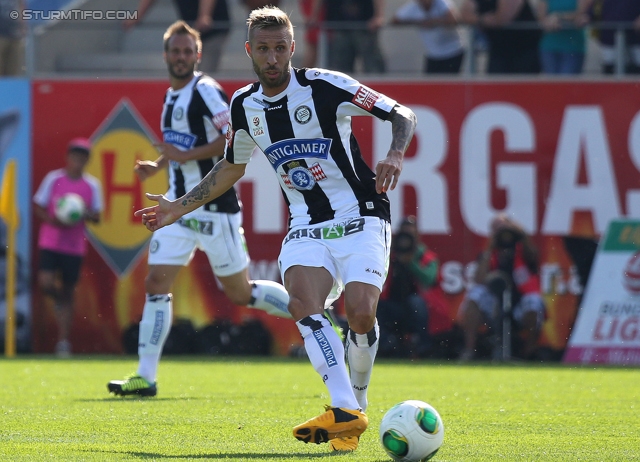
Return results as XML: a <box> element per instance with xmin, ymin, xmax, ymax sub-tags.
<box><xmin>134</xmin><ymin>159</ymin><xmax>246</xmax><ymax>231</ymax></box>
<box><xmin>375</xmin><ymin>104</ymin><xmax>417</xmax><ymax>194</ymax></box>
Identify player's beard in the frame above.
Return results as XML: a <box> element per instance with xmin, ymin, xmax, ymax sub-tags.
<box><xmin>254</xmin><ymin>58</ymin><xmax>291</xmax><ymax>91</ymax></box>
<box><xmin>168</xmin><ymin>60</ymin><xmax>196</xmax><ymax>80</ymax></box>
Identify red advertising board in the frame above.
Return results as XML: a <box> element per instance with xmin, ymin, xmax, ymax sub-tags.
<box><xmin>31</xmin><ymin>79</ymin><xmax>640</xmax><ymax>356</ymax></box>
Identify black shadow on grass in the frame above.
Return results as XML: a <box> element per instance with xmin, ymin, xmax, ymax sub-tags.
<box><xmin>76</xmin><ymin>397</ymin><xmax>203</xmax><ymax>402</ymax></box>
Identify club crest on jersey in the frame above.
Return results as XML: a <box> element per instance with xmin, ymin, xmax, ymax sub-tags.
<box><xmin>264</xmin><ymin>138</ymin><xmax>332</xmax><ymax>169</ymax></box>
<box><xmin>173</xmin><ymin>107</ymin><xmax>184</xmax><ymax>120</ymax></box>
<box><xmin>281</xmin><ymin>162</ymin><xmax>327</xmax><ymax>190</ymax></box>
<box><xmin>294</xmin><ymin>105</ymin><xmax>312</xmax><ymax>124</ymax></box>
<box><xmin>287</xmin><ymin>166</ymin><xmax>316</xmax><ymax>190</ymax></box>
<box><xmin>352</xmin><ymin>86</ymin><xmax>380</xmax><ymax>111</ymax></box>
<box><xmin>252</xmin><ymin>116</ymin><xmax>264</xmax><ymax>137</ymax></box>
<box><xmin>163</xmin><ymin>129</ymin><xmax>197</xmax><ymax>150</ymax></box>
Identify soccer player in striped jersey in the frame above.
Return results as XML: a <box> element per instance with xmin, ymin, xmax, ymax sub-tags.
<box><xmin>108</xmin><ymin>20</ymin><xmax>291</xmax><ymax>398</ymax></box>
<box><xmin>134</xmin><ymin>8</ymin><xmax>417</xmax><ymax>452</ymax></box>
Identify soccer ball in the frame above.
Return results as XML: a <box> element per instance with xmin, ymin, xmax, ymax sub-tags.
<box><xmin>55</xmin><ymin>193</ymin><xmax>86</xmax><ymax>225</ymax></box>
<box><xmin>379</xmin><ymin>400</ymin><xmax>444</xmax><ymax>461</ymax></box>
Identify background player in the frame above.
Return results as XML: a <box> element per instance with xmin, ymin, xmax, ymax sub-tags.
<box><xmin>133</xmin><ymin>7</ymin><xmax>417</xmax><ymax>452</ymax></box>
<box><xmin>108</xmin><ymin>20</ymin><xmax>290</xmax><ymax>397</ymax></box>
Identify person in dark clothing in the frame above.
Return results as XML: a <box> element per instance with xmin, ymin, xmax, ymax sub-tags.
<box><xmin>460</xmin><ymin>0</ymin><xmax>541</xmax><ymax>73</ymax></box>
<box><xmin>318</xmin><ymin>0</ymin><xmax>387</xmax><ymax>73</ymax></box>
<box><xmin>585</xmin><ymin>0</ymin><xmax>640</xmax><ymax>74</ymax></box>
<box><xmin>377</xmin><ymin>216</ymin><xmax>439</xmax><ymax>358</ymax></box>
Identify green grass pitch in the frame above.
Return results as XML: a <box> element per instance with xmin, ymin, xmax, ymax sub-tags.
<box><xmin>1</xmin><ymin>356</ymin><xmax>639</xmax><ymax>461</ymax></box>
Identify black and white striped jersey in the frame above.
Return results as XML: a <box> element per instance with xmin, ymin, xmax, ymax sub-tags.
<box><xmin>225</xmin><ymin>67</ymin><xmax>398</xmax><ymax>228</ymax></box>
<box><xmin>162</xmin><ymin>72</ymin><xmax>240</xmax><ymax>213</ymax></box>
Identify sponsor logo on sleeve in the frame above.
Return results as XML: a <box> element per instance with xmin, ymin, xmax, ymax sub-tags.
<box><xmin>226</xmin><ymin>124</ymin><xmax>234</xmax><ymax>148</ymax></box>
<box><xmin>212</xmin><ymin>109</ymin><xmax>230</xmax><ymax>131</ymax></box>
<box><xmin>352</xmin><ymin>86</ymin><xmax>380</xmax><ymax>111</ymax></box>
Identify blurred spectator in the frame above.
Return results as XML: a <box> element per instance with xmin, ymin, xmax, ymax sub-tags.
<box><xmin>392</xmin><ymin>0</ymin><xmax>465</xmax><ymax>74</ymax></box>
<box><xmin>460</xmin><ymin>0</ymin><xmax>541</xmax><ymax>74</ymax></box>
<box><xmin>322</xmin><ymin>0</ymin><xmax>386</xmax><ymax>73</ymax></box>
<box><xmin>537</xmin><ymin>0</ymin><xmax>590</xmax><ymax>74</ymax></box>
<box><xmin>124</xmin><ymin>0</ymin><xmax>231</xmax><ymax>73</ymax></box>
<box><xmin>33</xmin><ymin>138</ymin><xmax>103</xmax><ymax>357</ymax></box>
<box><xmin>0</xmin><ymin>0</ymin><xmax>25</xmax><ymax>76</ymax></box>
<box><xmin>586</xmin><ymin>0</ymin><xmax>640</xmax><ymax>74</ymax></box>
<box><xmin>457</xmin><ymin>214</ymin><xmax>546</xmax><ymax>361</ymax></box>
<box><xmin>241</xmin><ymin>0</ymin><xmax>282</xmax><ymax>16</ymax></box>
<box><xmin>299</xmin><ymin>0</ymin><xmax>325</xmax><ymax>68</ymax></box>
<box><xmin>377</xmin><ymin>216</ymin><xmax>439</xmax><ymax>358</ymax></box>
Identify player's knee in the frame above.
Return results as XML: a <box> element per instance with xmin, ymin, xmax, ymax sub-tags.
<box><xmin>144</xmin><ymin>273</ymin><xmax>170</xmax><ymax>294</ymax></box>
<box><xmin>347</xmin><ymin>306</ymin><xmax>376</xmax><ymax>334</ymax></box>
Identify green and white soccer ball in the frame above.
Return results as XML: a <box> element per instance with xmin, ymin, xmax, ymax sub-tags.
<box><xmin>379</xmin><ymin>400</ymin><xmax>444</xmax><ymax>461</ymax></box>
<box><xmin>55</xmin><ymin>193</ymin><xmax>86</xmax><ymax>225</ymax></box>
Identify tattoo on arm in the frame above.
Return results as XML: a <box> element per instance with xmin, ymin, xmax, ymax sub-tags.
<box><xmin>180</xmin><ymin>161</ymin><xmax>223</xmax><ymax>207</ymax></box>
<box><xmin>389</xmin><ymin>106</ymin><xmax>417</xmax><ymax>153</ymax></box>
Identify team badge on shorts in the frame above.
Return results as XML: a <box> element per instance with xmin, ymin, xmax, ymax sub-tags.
<box><xmin>288</xmin><ymin>166</ymin><xmax>316</xmax><ymax>190</ymax></box>
<box><xmin>294</xmin><ymin>105</ymin><xmax>312</xmax><ymax>124</ymax></box>
<box><xmin>149</xmin><ymin>240</ymin><xmax>160</xmax><ymax>253</ymax></box>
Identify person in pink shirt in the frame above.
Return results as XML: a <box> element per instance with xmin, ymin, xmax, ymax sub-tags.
<box><xmin>33</xmin><ymin>137</ymin><xmax>103</xmax><ymax>357</ymax></box>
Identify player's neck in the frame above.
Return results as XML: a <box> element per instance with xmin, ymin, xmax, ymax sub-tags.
<box><xmin>261</xmin><ymin>72</ymin><xmax>292</xmax><ymax>98</ymax></box>
<box><xmin>170</xmin><ymin>73</ymin><xmax>195</xmax><ymax>91</ymax></box>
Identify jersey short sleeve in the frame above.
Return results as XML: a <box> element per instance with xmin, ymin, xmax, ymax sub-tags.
<box><xmin>196</xmin><ymin>77</ymin><xmax>231</xmax><ymax>136</ymax></box>
<box><xmin>225</xmin><ymin>83</ymin><xmax>260</xmax><ymax>165</ymax></box>
<box><xmin>33</xmin><ymin>169</ymin><xmax>62</xmax><ymax>207</ymax></box>
<box><xmin>84</xmin><ymin>174</ymin><xmax>104</xmax><ymax>212</ymax></box>
<box><xmin>307</xmin><ymin>70</ymin><xmax>398</xmax><ymax>121</ymax></box>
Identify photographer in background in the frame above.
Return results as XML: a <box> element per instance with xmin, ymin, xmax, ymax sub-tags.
<box><xmin>377</xmin><ymin>216</ymin><xmax>439</xmax><ymax>358</ymax></box>
<box><xmin>458</xmin><ymin>214</ymin><xmax>546</xmax><ymax>361</ymax></box>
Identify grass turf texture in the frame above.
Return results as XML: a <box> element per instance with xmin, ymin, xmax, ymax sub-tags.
<box><xmin>1</xmin><ymin>357</ymin><xmax>638</xmax><ymax>461</ymax></box>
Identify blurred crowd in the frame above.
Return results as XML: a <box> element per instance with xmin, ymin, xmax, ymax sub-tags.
<box><xmin>1</xmin><ymin>0</ymin><xmax>640</xmax><ymax>76</ymax></box>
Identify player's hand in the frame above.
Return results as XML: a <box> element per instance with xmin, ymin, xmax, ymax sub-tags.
<box><xmin>134</xmin><ymin>160</ymin><xmax>159</xmax><ymax>181</ymax></box>
<box><xmin>375</xmin><ymin>150</ymin><xmax>403</xmax><ymax>194</ymax></box>
<box><xmin>134</xmin><ymin>193</ymin><xmax>181</xmax><ymax>231</ymax></box>
<box><xmin>155</xmin><ymin>143</ymin><xmax>189</xmax><ymax>163</ymax></box>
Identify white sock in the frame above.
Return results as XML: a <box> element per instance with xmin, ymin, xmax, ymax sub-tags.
<box><xmin>248</xmin><ymin>280</ymin><xmax>291</xmax><ymax>318</ymax></box>
<box><xmin>137</xmin><ymin>294</ymin><xmax>172</xmax><ymax>383</ymax></box>
<box><xmin>346</xmin><ymin>320</ymin><xmax>379</xmax><ymax>412</ymax></box>
<box><xmin>297</xmin><ymin>314</ymin><xmax>360</xmax><ymax>410</ymax></box>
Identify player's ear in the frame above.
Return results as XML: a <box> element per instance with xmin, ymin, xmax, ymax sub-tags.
<box><xmin>290</xmin><ymin>40</ymin><xmax>295</xmax><ymax>56</ymax></box>
<box><xmin>245</xmin><ymin>41</ymin><xmax>252</xmax><ymax>58</ymax></box>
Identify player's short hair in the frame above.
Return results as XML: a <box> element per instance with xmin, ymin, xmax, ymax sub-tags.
<box><xmin>163</xmin><ymin>20</ymin><xmax>202</xmax><ymax>54</ymax></box>
<box><xmin>246</xmin><ymin>6</ymin><xmax>294</xmax><ymax>43</ymax></box>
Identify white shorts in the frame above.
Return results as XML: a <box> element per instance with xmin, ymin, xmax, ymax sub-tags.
<box><xmin>147</xmin><ymin>210</ymin><xmax>249</xmax><ymax>277</ymax></box>
<box><xmin>278</xmin><ymin>216</ymin><xmax>391</xmax><ymax>304</ymax></box>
